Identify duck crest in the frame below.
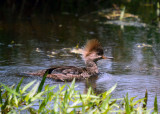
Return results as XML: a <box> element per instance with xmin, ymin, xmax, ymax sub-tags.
<box><xmin>83</xmin><ymin>39</ymin><xmax>103</xmax><ymax>57</ymax></box>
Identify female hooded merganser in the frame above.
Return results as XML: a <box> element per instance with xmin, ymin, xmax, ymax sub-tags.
<box><xmin>29</xmin><ymin>39</ymin><xmax>111</xmax><ymax>81</ymax></box>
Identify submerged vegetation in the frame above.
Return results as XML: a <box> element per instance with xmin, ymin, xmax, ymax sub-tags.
<box><xmin>0</xmin><ymin>0</ymin><xmax>159</xmax><ymax>20</ymax></box>
<box><xmin>0</xmin><ymin>73</ymin><xmax>159</xmax><ymax>113</ymax></box>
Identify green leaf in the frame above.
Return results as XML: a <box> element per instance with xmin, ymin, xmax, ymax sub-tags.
<box><xmin>130</xmin><ymin>96</ymin><xmax>137</xmax><ymax>103</ymax></box>
<box><xmin>124</xmin><ymin>93</ymin><xmax>130</xmax><ymax>114</ymax></box>
<box><xmin>14</xmin><ymin>95</ymin><xmax>18</xmax><ymax>107</ymax></box>
<box><xmin>101</xmin><ymin>95</ymin><xmax>110</xmax><ymax>112</ymax></box>
<box><xmin>38</xmin><ymin>95</ymin><xmax>48</xmax><ymax>113</ymax></box>
<box><xmin>16</xmin><ymin>78</ymin><xmax>23</xmax><ymax>92</ymax></box>
<box><xmin>44</xmin><ymin>84</ymin><xmax>49</xmax><ymax>91</ymax></box>
<box><xmin>143</xmin><ymin>89</ymin><xmax>148</xmax><ymax>109</ymax></box>
<box><xmin>109</xmin><ymin>99</ymin><xmax>117</xmax><ymax>107</ymax></box>
<box><xmin>154</xmin><ymin>95</ymin><xmax>158</xmax><ymax>113</ymax></box>
<box><xmin>70</xmin><ymin>78</ymin><xmax>75</xmax><ymax>90</ymax></box>
<box><xmin>59</xmin><ymin>84</ymin><xmax>66</xmax><ymax>92</ymax></box>
<box><xmin>102</xmin><ymin>84</ymin><xmax>117</xmax><ymax>99</ymax></box>
<box><xmin>67</xmin><ymin>108</ymin><xmax>74</xmax><ymax>113</ymax></box>
<box><xmin>54</xmin><ymin>93</ymin><xmax>59</xmax><ymax>113</ymax></box>
<box><xmin>38</xmin><ymin>71</ymin><xmax>47</xmax><ymax>93</ymax></box>
<box><xmin>0</xmin><ymin>83</ymin><xmax>20</xmax><ymax>96</ymax></box>
<box><xmin>44</xmin><ymin>85</ymin><xmax>56</xmax><ymax>92</ymax></box>
<box><xmin>38</xmin><ymin>89</ymin><xmax>51</xmax><ymax>113</ymax></box>
<box><xmin>0</xmin><ymin>86</ymin><xmax>2</xmax><ymax>104</ymax></box>
<box><xmin>22</xmin><ymin>80</ymin><xmax>36</xmax><ymax>93</ymax></box>
<box><xmin>28</xmin><ymin>107</ymin><xmax>37</xmax><ymax>114</ymax></box>
<box><xmin>63</xmin><ymin>89</ymin><xmax>69</xmax><ymax>108</ymax></box>
<box><xmin>87</xmin><ymin>87</ymin><xmax>92</xmax><ymax>100</ymax></box>
<box><xmin>28</xmin><ymin>82</ymin><xmax>40</xmax><ymax>98</ymax></box>
<box><xmin>31</xmin><ymin>92</ymin><xmax>43</xmax><ymax>102</ymax></box>
<box><xmin>38</xmin><ymin>102</ymin><xmax>45</xmax><ymax>113</ymax></box>
<box><xmin>120</xmin><ymin>6</ymin><xmax>125</xmax><ymax>20</ymax></box>
<box><xmin>69</xmin><ymin>99</ymin><xmax>81</xmax><ymax>108</ymax></box>
<box><xmin>1</xmin><ymin>97</ymin><xmax>8</xmax><ymax>112</ymax></box>
<box><xmin>20</xmin><ymin>102</ymin><xmax>36</xmax><ymax>111</ymax></box>
<box><xmin>87</xmin><ymin>108</ymin><xmax>97</xmax><ymax>114</ymax></box>
<box><xmin>74</xmin><ymin>94</ymin><xmax>99</xmax><ymax>99</ymax></box>
<box><xmin>79</xmin><ymin>92</ymin><xmax>85</xmax><ymax>114</ymax></box>
<box><xmin>137</xmin><ymin>105</ymin><xmax>143</xmax><ymax>114</ymax></box>
<box><xmin>132</xmin><ymin>98</ymin><xmax>144</xmax><ymax>106</ymax></box>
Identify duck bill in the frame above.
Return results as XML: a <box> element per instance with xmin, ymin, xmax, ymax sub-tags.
<box><xmin>102</xmin><ymin>56</ymin><xmax>113</xmax><ymax>59</ymax></box>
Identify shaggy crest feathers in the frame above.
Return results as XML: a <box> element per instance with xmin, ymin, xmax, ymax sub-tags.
<box><xmin>83</xmin><ymin>39</ymin><xmax>103</xmax><ymax>57</ymax></box>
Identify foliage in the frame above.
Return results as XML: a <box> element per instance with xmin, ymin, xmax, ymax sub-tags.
<box><xmin>0</xmin><ymin>74</ymin><xmax>159</xmax><ymax>113</ymax></box>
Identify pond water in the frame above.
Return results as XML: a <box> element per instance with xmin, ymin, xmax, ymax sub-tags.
<box><xmin>0</xmin><ymin>9</ymin><xmax>160</xmax><ymax>109</ymax></box>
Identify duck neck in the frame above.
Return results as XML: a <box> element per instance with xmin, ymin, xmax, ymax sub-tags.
<box><xmin>85</xmin><ymin>60</ymin><xmax>98</xmax><ymax>75</ymax></box>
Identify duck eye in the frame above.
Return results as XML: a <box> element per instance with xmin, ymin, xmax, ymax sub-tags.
<box><xmin>97</xmin><ymin>52</ymin><xmax>101</xmax><ymax>55</ymax></box>
<box><xmin>97</xmin><ymin>51</ymin><xmax>103</xmax><ymax>55</ymax></box>
<box><xmin>97</xmin><ymin>49</ymin><xmax>103</xmax><ymax>55</ymax></box>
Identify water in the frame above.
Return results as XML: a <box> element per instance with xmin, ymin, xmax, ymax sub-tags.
<box><xmin>0</xmin><ymin>11</ymin><xmax>160</xmax><ymax>109</ymax></box>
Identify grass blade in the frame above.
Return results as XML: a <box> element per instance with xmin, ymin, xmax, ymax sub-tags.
<box><xmin>22</xmin><ymin>80</ymin><xmax>36</xmax><ymax>93</ymax></box>
<box><xmin>143</xmin><ymin>89</ymin><xmax>148</xmax><ymax>109</ymax></box>
<box><xmin>54</xmin><ymin>93</ymin><xmax>59</xmax><ymax>113</ymax></box>
<box><xmin>101</xmin><ymin>95</ymin><xmax>110</xmax><ymax>111</ymax></box>
<box><xmin>0</xmin><ymin>83</ymin><xmax>20</xmax><ymax>96</ymax></box>
<box><xmin>79</xmin><ymin>92</ymin><xmax>85</xmax><ymax>113</ymax></box>
<box><xmin>154</xmin><ymin>94</ymin><xmax>158</xmax><ymax>113</ymax></box>
<box><xmin>0</xmin><ymin>86</ymin><xmax>2</xmax><ymax>104</ymax></box>
<box><xmin>0</xmin><ymin>86</ymin><xmax>3</xmax><ymax>113</ymax></box>
<box><xmin>124</xmin><ymin>93</ymin><xmax>130</xmax><ymax>114</ymax></box>
<box><xmin>106</xmin><ymin>83</ymin><xmax>117</xmax><ymax>95</ymax></box>
<box><xmin>38</xmin><ymin>71</ymin><xmax>47</xmax><ymax>93</ymax></box>
<box><xmin>102</xmin><ymin>84</ymin><xmax>117</xmax><ymax>98</ymax></box>
<box><xmin>14</xmin><ymin>95</ymin><xmax>18</xmax><ymax>107</ymax></box>
<box><xmin>120</xmin><ymin>6</ymin><xmax>125</xmax><ymax>20</ymax></box>
<box><xmin>31</xmin><ymin>92</ymin><xmax>43</xmax><ymax>102</ymax></box>
<box><xmin>20</xmin><ymin>102</ymin><xmax>36</xmax><ymax>111</ymax></box>
<box><xmin>16</xmin><ymin>78</ymin><xmax>24</xmax><ymax>92</ymax></box>
<box><xmin>1</xmin><ymin>97</ymin><xmax>9</xmax><ymax>113</ymax></box>
<box><xmin>29</xmin><ymin>82</ymin><xmax>40</xmax><ymax>98</ymax></box>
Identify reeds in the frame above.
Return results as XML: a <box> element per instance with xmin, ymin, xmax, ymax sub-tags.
<box><xmin>0</xmin><ymin>73</ymin><xmax>159</xmax><ymax>113</ymax></box>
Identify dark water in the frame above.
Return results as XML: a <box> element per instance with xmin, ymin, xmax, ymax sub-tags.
<box><xmin>0</xmin><ymin>11</ymin><xmax>160</xmax><ymax>109</ymax></box>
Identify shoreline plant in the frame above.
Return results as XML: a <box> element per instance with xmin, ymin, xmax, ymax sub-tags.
<box><xmin>0</xmin><ymin>73</ymin><xmax>159</xmax><ymax>114</ymax></box>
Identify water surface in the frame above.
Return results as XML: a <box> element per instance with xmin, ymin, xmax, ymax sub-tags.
<box><xmin>0</xmin><ymin>12</ymin><xmax>160</xmax><ymax>109</ymax></box>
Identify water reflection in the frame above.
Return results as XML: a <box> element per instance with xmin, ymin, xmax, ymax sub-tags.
<box><xmin>0</xmin><ymin>15</ymin><xmax>160</xmax><ymax>109</ymax></box>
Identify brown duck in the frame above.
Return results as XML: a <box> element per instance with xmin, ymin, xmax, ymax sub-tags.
<box><xmin>29</xmin><ymin>39</ymin><xmax>112</xmax><ymax>81</ymax></box>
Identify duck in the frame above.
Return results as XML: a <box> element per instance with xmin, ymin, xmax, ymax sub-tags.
<box><xmin>29</xmin><ymin>39</ymin><xmax>112</xmax><ymax>81</ymax></box>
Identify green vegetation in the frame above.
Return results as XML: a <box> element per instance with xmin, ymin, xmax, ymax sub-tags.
<box><xmin>0</xmin><ymin>74</ymin><xmax>159</xmax><ymax>113</ymax></box>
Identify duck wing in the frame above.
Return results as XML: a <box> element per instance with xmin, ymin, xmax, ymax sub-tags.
<box><xmin>29</xmin><ymin>66</ymin><xmax>88</xmax><ymax>81</ymax></box>
<box><xmin>46</xmin><ymin>66</ymin><xmax>89</xmax><ymax>81</ymax></box>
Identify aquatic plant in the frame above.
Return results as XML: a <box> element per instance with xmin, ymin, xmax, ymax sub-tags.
<box><xmin>0</xmin><ymin>73</ymin><xmax>159</xmax><ymax>113</ymax></box>
<box><xmin>119</xmin><ymin>6</ymin><xmax>125</xmax><ymax>20</ymax></box>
